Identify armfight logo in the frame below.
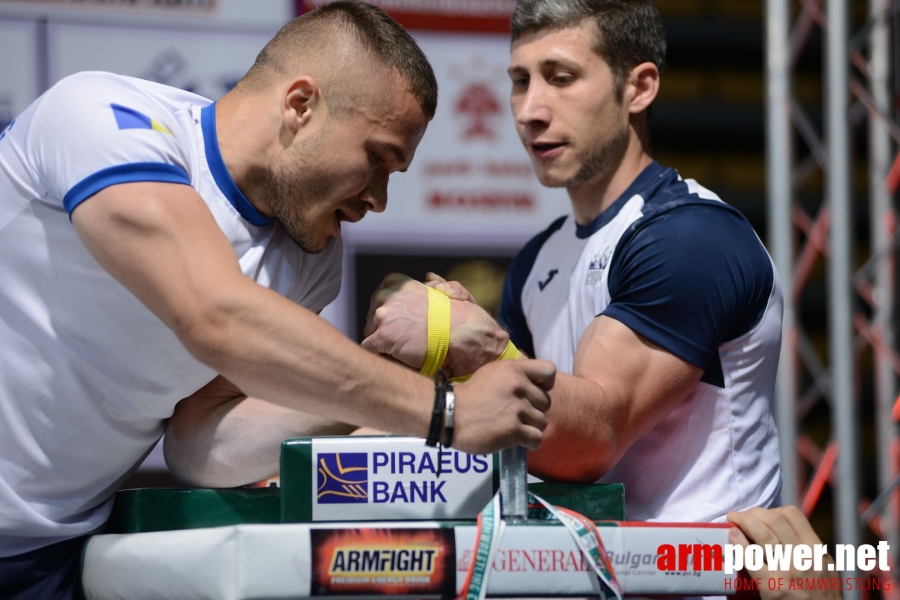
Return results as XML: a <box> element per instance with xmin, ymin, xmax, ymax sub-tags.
<box><xmin>311</xmin><ymin>528</ymin><xmax>456</xmax><ymax>599</ymax></box>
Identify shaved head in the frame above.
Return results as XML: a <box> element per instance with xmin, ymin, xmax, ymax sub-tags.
<box><xmin>237</xmin><ymin>0</ymin><xmax>437</xmax><ymax>120</ymax></box>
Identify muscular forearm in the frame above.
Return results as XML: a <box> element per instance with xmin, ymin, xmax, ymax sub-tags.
<box><xmin>182</xmin><ymin>279</ymin><xmax>434</xmax><ymax>439</ymax></box>
<box><xmin>165</xmin><ymin>393</ymin><xmax>355</xmax><ymax>488</ymax></box>
<box><xmin>527</xmin><ymin>372</ymin><xmax>620</xmax><ymax>482</ymax></box>
<box><xmin>529</xmin><ymin>317</ymin><xmax>703</xmax><ymax>483</ymax></box>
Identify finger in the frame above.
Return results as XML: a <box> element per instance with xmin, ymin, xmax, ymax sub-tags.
<box><xmin>360</xmin><ymin>334</ymin><xmax>385</xmax><ymax>354</ymax></box>
<box><xmin>436</xmin><ymin>282</ymin><xmax>475</xmax><ymax>303</ymax></box>
<box><xmin>519</xmin><ymin>359</ymin><xmax>556</xmax><ymax>392</ymax></box>
<box><xmin>725</xmin><ymin>509</ymin><xmax>779</xmax><ymax>549</ymax></box>
<box><xmin>515</xmin><ymin>424</ymin><xmax>543</xmax><ymax>451</ymax></box>
<box><xmin>435</xmin><ymin>283</ymin><xmax>469</xmax><ymax>301</ymax></box>
<box><xmin>727</xmin><ymin>525</ymin><xmax>750</xmax><ymax>547</ymax></box>
<box><xmin>425</xmin><ymin>272</ymin><xmax>447</xmax><ymax>284</ymax></box>
<box><xmin>362</xmin><ymin>306</ymin><xmax>384</xmax><ymax>338</ymax></box>
<box><xmin>745</xmin><ymin>506</ymin><xmax>799</xmax><ymax>546</ymax></box>
<box><xmin>777</xmin><ymin>505</ymin><xmax>824</xmax><ymax>546</ymax></box>
<box><xmin>515</xmin><ymin>378</ymin><xmax>552</xmax><ymax>412</ymax></box>
<box><xmin>519</xmin><ymin>404</ymin><xmax>548</xmax><ymax>431</ymax></box>
<box><xmin>365</xmin><ymin>285</ymin><xmax>389</xmax><ymax>326</ymax></box>
<box><xmin>442</xmin><ymin>280</ymin><xmax>476</xmax><ymax>302</ymax></box>
<box><xmin>384</xmin><ymin>272</ymin><xmax>411</xmax><ymax>286</ymax></box>
<box><xmin>369</xmin><ymin>279</ymin><xmax>388</xmax><ymax>304</ymax></box>
<box><xmin>364</xmin><ymin>306</ymin><xmax>377</xmax><ymax>335</ymax></box>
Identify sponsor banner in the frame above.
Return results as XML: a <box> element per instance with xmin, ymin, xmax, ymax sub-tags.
<box><xmin>454</xmin><ymin>523</ymin><xmax>735</xmax><ymax>596</ymax></box>
<box><xmin>311</xmin><ymin>437</ymin><xmax>495</xmax><ymax>522</ymax></box>
<box><xmin>82</xmin><ymin>520</ymin><xmax>752</xmax><ymax>597</ymax></box>
<box><xmin>298</xmin><ymin>0</ymin><xmax>514</xmax><ymax>33</ymax></box>
<box><xmin>0</xmin><ymin>0</ymin><xmax>292</xmax><ymax>28</ymax></box>
<box><xmin>343</xmin><ymin>31</ymin><xmax>570</xmax><ymax>246</ymax></box>
<box><xmin>47</xmin><ymin>22</ymin><xmax>271</xmax><ymax>100</ymax></box>
<box><xmin>0</xmin><ymin>19</ymin><xmax>40</xmax><ymax>127</ymax></box>
<box><xmin>310</xmin><ymin>527</ymin><xmax>456</xmax><ymax>598</ymax></box>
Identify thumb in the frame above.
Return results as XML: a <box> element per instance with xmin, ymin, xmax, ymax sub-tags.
<box><xmin>519</xmin><ymin>358</ymin><xmax>556</xmax><ymax>392</ymax></box>
<box><xmin>360</xmin><ymin>334</ymin><xmax>385</xmax><ymax>354</ymax></box>
<box><xmin>727</xmin><ymin>526</ymin><xmax>750</xmax><ymax>547</ymax></box>
<box><xmin>425</xmin><ymin>272</ymin><xmax>448</xmax><ymax>284</ymax></box>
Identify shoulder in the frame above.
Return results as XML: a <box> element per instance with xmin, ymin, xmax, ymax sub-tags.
<box><xmin>609</xmin><ymin>175</ymin><xmax>775</xmax><ymax>316</ymax></box>
<box><xmin>36</xmin><ymin>72</ymin><xmax>207</xmax><ymax>127</ymax></box>
<box><xmin>620</xmin><ymin>173</ymin><xmax>759</xmax><ymax>256</ymax></box>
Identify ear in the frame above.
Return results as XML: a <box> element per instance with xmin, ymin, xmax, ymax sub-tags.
<box><xmin>282</xmin><ymin>76</ymin><xmax>321</xmax><ymax>135</ymax></box>
<box><xmin>624</xmin><ymin>62</ymin><xmax>659</xmax><ymax>115</ymax></box>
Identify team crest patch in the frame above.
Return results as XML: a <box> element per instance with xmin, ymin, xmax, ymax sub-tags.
<box><xmin>586</xmin><ymin>246</ymin><xmax>613</xmax><ymax>285</ymax></box>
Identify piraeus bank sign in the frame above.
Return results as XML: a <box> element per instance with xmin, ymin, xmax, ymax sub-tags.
<box><xmin>311</xmin><ymin>438</ymin><xmax>496</xmax><ymax>521</ymax></box>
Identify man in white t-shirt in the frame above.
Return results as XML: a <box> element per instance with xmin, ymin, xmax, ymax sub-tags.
<box><xmin>364</xmin><ymin>0</ymin><xmax>782</xmax><ymax>525</ymax></box>
<box><xmin>0</xmin><ymin>2</ymin><xmax>555</xmax><ymax>597</ymax></box>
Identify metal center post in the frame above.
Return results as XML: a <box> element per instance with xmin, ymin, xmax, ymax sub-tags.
<box><xmin>499</xmin><ymin>446</ymin><xmax>527</xmax><ymax>520</ymax></box>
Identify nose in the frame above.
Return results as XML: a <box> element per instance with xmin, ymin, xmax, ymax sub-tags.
<box><xmin>513</xmin><ymin>81</ymin><xmax>552</xmax><ymax>129</ymax></box>
<box><xmin>361</xmin><ymin>175</ymin><xmax>388</xmax><ymax>214</ymax></box>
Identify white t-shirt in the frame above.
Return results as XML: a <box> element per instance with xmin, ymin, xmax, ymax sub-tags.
<box><xmin>0</xmin><ymin>72</ymin><xmax>342</xmax><ymax>556</ymax></box>
<box><xmin>502</xmin><ymin>161</ymin><xmax>783</xmax><ymax>522</ymax></box>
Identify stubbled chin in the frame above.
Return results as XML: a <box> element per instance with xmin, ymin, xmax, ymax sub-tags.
<box><xmin>533</xmin><ymin>168</ymin><xmax>569</xmax><ymax>189</ymax></box>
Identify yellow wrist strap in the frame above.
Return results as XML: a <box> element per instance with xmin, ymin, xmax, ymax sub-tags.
<box><xmin>420</xmin><ymin>284</ymin><xmax>520</xmax><ymax>381</ymax></box>
<box><xmin>448</xmin><ymin>340</ymin><xmax>519</xmax><ymax>383</ymax></box>
<box><xmin>497</xmin><ymin>340</ymin><xmax>520</xmax><ymax>361</ymax></box>
<box><xmin>420</xmin><ymin>285</ymin><xmax>451</xmax><ymax>378</ymax></box>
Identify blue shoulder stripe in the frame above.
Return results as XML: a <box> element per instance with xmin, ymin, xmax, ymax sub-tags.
<box><xmin>63</xmin><ymin>162</ymin><xmax>191</xmax><ymax>215</ymax></box>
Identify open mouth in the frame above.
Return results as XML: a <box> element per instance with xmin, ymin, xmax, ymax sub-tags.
<box><xmin>336</xmin><ymin>209</ymin><xmax>364</xmax><ymax>224</ymax></box>
<box><xmin>531</xmin><ymin>142</ymin><xmax>566</xmax><ymax>158</ymax></box>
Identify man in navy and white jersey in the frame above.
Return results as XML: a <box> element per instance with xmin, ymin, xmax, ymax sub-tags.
<box><xmin>364</xmin><ymin>0</ymin><xmax>782</xmax><ymax>524</ymax></box>
<box><xmin>0</xmin><ymin>2</ymin><xmax>557</xmax><ymax>598</ymax></box>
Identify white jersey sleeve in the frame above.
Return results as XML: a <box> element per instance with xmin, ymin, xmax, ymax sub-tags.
<box><xmin>26</xmin><ymin>71</ymin><xmax>193</xmax><ymax>214</ymax></box>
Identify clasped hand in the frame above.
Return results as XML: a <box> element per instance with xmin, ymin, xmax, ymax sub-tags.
<box><xmin>362</xmin><ymin>272</ymin><xmax>509</xmax><ymax>378</ymax></box>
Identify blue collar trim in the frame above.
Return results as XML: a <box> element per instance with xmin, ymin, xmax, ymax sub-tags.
<box><xmin>200</xmin><ymin>103</ymin><xmax>271</xmax><ymax>226</ymax></box>
<box><xmin>575</xmin><ymin>160</ymin><xmax>670</xmax><ymax>239</ymax></box>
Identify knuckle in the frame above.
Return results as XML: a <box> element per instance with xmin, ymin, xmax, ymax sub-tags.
<box><xmin>782</xmin><ymin>505</ymin><xmax>803</xmax><ymax>520</ymax></box>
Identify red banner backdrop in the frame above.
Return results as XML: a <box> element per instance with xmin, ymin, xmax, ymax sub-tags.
<box><xmin>297</xmin><ymin>0</ymin><xmax>514</xmax><ymax>33</ymax></box>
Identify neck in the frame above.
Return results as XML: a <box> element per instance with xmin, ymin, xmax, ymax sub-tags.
<box><xmin>567</xmin><ymin>128</ymin><xmax>653</xmax><ymax>226</ymax></box>
<box><xmin>213</xmin><ymin>91</ymin><xmax>278</xmax><ymax>217</ymax></box>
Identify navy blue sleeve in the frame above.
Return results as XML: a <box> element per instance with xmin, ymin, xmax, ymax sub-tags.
<box><xmin>499</xmin><ymin>216</ymin><xmax>567</xmax><ymax>358</ymax></box>
<box><xmin>603</xmin><ymin>204</ymin><xmax>774</xmax><ymax>371</ymax></box>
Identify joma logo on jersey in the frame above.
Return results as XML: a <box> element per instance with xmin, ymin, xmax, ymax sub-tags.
<box><xmin>538</xmin><ymin>269</ymin><xmax>559</xmax><ymax>291</ymax></box>
<box><xmin>586</xmin><ymin>246</ymin><xmax>613</xmax><ymax>285</ymax></box>
<box><xmin>317</xmin><ymin>452</ymin><xmax>368</xmax><ymax>504</ymax></box>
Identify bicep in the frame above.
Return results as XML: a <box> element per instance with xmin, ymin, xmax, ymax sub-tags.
<box><xmin>573</xmin><ymin>315</ymin><xmax>702</xmax><ymax>458</ymax></box>
<box><xmin>168</xmin><ymin>375</ymin><xmax>244</xmax><ymax>438</ymax></box>
<box><xmin>71</xmin><ymin>181</ymin><xmax>248</xmax><ymax>339</ymax></box>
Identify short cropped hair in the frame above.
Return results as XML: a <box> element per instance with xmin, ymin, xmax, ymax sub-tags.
<box><xmin>241</xmin><ymin>0</ymin><xmax>437</xmax><ymax>120</ymax></box>
<box><xmin>511</xmin><ymin>0</ymin><xmax>666</xmax><ymax>101</ymax></box>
